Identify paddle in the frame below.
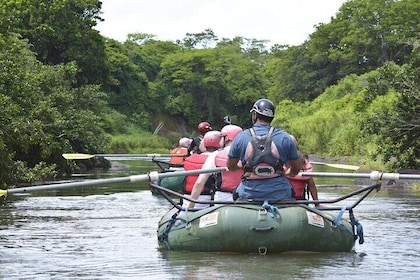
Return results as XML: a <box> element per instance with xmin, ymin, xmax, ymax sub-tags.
<box><xmin>64</xmin><ymin>154</ymin><xmax>359</xmax><ymax>170</ymax></box>
<box><xmin>310</xmin><ymin>161</ymin><xmax>360</xmax><ymax>171</ymax></box>
<box><xmin>300</xmin><ymin>171</ymin><xmax>420</xmax><ymax>180</ymax></box>
<box><xmin>62</xmin><ymin>153</ymin><xmax>186</xmax><ymax>160</ymax></box>
<box><xmin>0</xmin><ymin>167</ymin><xmax>228</xmax><ymax>198</ymax></box>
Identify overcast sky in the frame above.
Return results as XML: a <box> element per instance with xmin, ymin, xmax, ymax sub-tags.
<box><xmin>95</xmin><ymin>0</ymin><xmax>347</xmax><ymax>46</ymax></box>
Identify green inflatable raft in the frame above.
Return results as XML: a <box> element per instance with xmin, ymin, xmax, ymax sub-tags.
<box><xmin>152</xmin><ymin>167</ymin><xmax>185</xmax><ymax>195</ymax></box>
<box><xmin>157</xmin><ymin>203</ymin><xmax>357</xmax><ymax>254</ymax></box>
<box><xmin>151</xmin><ymin>174</ymin><xmax>412</xmax><ymax>254</ymax></box>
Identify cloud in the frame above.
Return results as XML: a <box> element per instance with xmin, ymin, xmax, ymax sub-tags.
<box><xmin>95</xmin><ymin>0</ymin><xmax>346</xmax><ymax>46</ymax></box>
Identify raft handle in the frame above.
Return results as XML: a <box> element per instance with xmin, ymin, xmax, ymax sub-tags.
<box><xmin>258</xmin><ymin>247</ymin><xmax>268</xmax><ymax>255</ymax></box>
<box><xmin>251</xmin><ymin>226</ymin><xmax>275</xmax><ymax>232</ymax></box>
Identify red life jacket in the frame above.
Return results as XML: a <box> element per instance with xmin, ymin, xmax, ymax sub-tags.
<box><xmin>287</xmin><ymin>176</ymin><xmax>311</xmax><ymax>198</ymax></box>
<box><xmin>214</xmin><ymin>149</ymin><xmax>242</xmax><ymax>192</ymax></box>
<box><xmin>286</xmin><ymin>158</ymin><xmax>313</xmax><ymax>199</ymax></box>
<box><xmin>183</xmin><ymin>153</ymin><xmax>215</xmax><ymax>194</ymax></box>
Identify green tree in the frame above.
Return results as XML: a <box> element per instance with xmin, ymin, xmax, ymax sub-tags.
<box><xmin>362</xmin><ymin>58</ymin><xmax>420</xmax><ymax>170</ymax></box>
<box><xmin>308</xmin><ymin>0</ymin><xmax>418</xmax><ymax>81</ymax></box>
<box><xmin>103</xmin><ymin>38</ymin><xmax>181</xmax><ymax>129</ymax></box>
<box><xmin>265</xmin><ymin>45</ymin><xmax>331</xmax><ymax>102</ymax></box>
<box><xmin>265</xmin><ymin>0</ymin><xmax>419</xmax><ymax>105</ymax></box>
<box><xmin>103</xmin><ymin>39</ymin><xmax>150</xmax><ymax>128</ymax></box>
<box><xmin>0</xmin><ymin>0</ymin><xmax>108</xmax><ymax>85</ymax></box>
<box><xmin>157</xmin><ymin>41</ymin><xmax>265</xmax><ymax>129</ymax></box>
<box><xmin>0</xmin><ymin>33</ymin><xmax>109</xmax><ymax>187</ymax></box>
<box><xmin>178</xmin><ymin>28</ymin><xmax>218</xmax><ymax>49</ymax></box>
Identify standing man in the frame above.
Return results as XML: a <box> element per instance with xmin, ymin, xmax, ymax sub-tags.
<box><xmin>188</xmin><ymin>121</ymin><xmax>212</xmax><ymax>155</ymax></box>
<box><xmin>227</xmin><ymin>98</ymin><xmax>301</xmax><ymax>202</ymax></box>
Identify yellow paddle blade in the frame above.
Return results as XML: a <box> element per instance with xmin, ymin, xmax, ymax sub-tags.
<box><xmin>311</xmin><ymin>161</ymin><xmax>360</xmax><ymax>171</ymax></box>
<box><xmin>62</xmin><ymin>153</ymin><xmax>95</xmax><ymax>160</ymax></box>
<box><xmin>0</xmin><ymin>189</ymin><xmax>7</xmax><ymax>197</ymax></box>
<box><xmin>324</xmin><ymin>163</ymin><xmax>360</xmax><ymax>171</ymax></box>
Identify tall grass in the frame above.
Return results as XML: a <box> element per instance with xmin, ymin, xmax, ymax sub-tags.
<box><xmin>107</xmin><ymin>132</ymin><xmax>173</xmax><ymax>154</ymax></box>
<box><xmin>272</xmin><ymin>73</ymin><xmax>391</xmax><ymax>171</ymax></box>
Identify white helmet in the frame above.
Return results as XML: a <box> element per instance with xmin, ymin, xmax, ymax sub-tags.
<box><xmin>179</xmin><ymin>137</ymin><xmax>192</xmax><ymax>148</ymax></box>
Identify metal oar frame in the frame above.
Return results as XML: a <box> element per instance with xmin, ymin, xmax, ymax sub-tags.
<box><xmin>149</xmin><ymin>182</ymin><xmax>382</xmax><ymax>212</ymax></box>
<box><xmin>151</xmin><ymin>181</ymin><xmax>378</xmax><ymax>246</ymax></box>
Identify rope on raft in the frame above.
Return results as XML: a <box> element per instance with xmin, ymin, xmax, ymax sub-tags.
<box><xmin>158</xmin><ymin>208</ymin><xmax>183</xmax><ymax>250</ymax></box>
<box><xmin>334</xmin><ymin>207</ymin><xmax>364</xmax><ymax>244</ymax></box>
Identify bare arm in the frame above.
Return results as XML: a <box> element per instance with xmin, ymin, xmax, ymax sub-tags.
<box><xmin>188</xmin><ymin>173</ymin><xmax>210</xmax><ymax>209</ymax></box>
<box><xmin>306</xmin><ymin>178</ymin><xmax>318</xmax><ymax>200</ymax></box>
<box><xmin>227</xmin><ymin>158</ymin><xmax>240</xmax><ymax>171</ymax></box>
<box><xmin>286</xmin><ymin>158</ymin><xmax>302</xmax><ymax>176</ymax></box>
<box><xmin>306</xmin><ymin>177</ymin><xmax>319</xmax><ymax>207</ymax></box>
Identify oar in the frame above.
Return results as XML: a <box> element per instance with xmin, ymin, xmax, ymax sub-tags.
<box><xmin>310</xmin><ymin>161</ymin><xmax>360</xmax><ymax>171</ymax></box>
<box><xmin>0</xmin><ymin>167</ymin><xmax>228</xmax><ymax>198</ymax></box>
<box><xmin>62</xmin><ymin>153</ymin><xmax>186</xmax><ymax>160</ymax></box>
<box><xmin>300</xmin><ymin>171</ymin><xmax>420</xmax><ymax>180</ymax></box>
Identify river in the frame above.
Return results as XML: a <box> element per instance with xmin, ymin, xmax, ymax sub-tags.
<box><xmin>0</xmin><ymin>160</ymin><xmax>419</xmax><ymax>279</ymax></box>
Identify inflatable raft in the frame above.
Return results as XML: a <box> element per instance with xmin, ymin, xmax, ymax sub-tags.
<box><xmin>152</xmin><ymin>181</ymin><xmax>377</xmax><ymax>254</ymax></box>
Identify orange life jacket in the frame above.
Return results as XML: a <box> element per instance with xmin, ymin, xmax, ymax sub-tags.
<box><xmin>169</xmin><ymin>147</ymin><xmax>188</xmax><ymax>164</ymax></box>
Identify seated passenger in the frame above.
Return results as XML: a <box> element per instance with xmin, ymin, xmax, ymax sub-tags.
<box><xmin>227</xmin><ymin>99</ymin><xmax>301</xmax><ymax>202</ymax></box>
<box><xmin>285</xmin><ymin>136</ymin><xmax>319</xmax><ymax>206</ymax></box>
<box><xmin>169</xmin><ymin>137</ymin><xmax>191</xmax><ymax>165</ymax></box>
<box><xmin>188</xmin><ymin>125</ymin><xmax>243</xmax><ymax>209</ymax></box>
<box><xmin>182</xmin><ymin>131</ymin><xmax>222</xmax><ymax>209</ymax></box>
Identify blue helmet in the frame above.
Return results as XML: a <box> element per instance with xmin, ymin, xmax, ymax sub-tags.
<box><xmin>250</xmin><ymin>99</ymin><xmax>275</xmax><ymax>117</ymax></box>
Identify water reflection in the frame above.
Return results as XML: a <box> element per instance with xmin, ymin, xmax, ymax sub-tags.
<box><xmin>159</xmin><ymin>250</ymin><xmax>371</xmax><ymax>279</ymax></box>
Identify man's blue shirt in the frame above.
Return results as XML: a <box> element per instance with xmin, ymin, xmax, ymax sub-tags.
<box><xmin>228</xmin><ymin>123</ymin><xmax>299</xmax><ymax>201</ymax></box>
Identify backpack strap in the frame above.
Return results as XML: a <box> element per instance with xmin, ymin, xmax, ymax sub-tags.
<box><xmin>267</xmin><ymin>126</ymin><xmax>274</xmax><ymax>137</ymax></box>
<box><xmin>250</xmin><ymin>127</ymin><xmax>256</xmax><ymax>137</ymax></box>
<box><xmin>242</xmin><ymin>126</ymin><xmax>283</xmax><ymax>180</ymax></box>
<box><xmin>248</xmin><ymin>126</ymin><xmax>274</xmax><ymax>137</ymax></box>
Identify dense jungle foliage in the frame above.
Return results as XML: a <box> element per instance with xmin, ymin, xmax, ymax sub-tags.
<box><xmin>0</xmin><ymin>0</ymin><xmax>418</xmax><ymax>187</ymax></box>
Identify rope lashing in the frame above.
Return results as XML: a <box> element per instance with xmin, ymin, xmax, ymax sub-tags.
<box><xmin>349</xmin><ymin>209</ymin><xmax>364</xmax><ymax>244</ymax></box>
<box><xmin>158</xmin><ymin>209</ymin><xmax>181</xmax><ymax>250</ymax></box>
<box><xmin>261</xmin><ymin>200</ymin><xmax>279</xmax><ymax>218</ymax></box>
<box><xmin>174</xmin><ymin>207</ymin><xmax>190</xmax><ymax>230</ymax></box>
<box><xmin>158</xmin><ymin>207</ymin><xmax>191</xmax><ymax>250</ymax></box>
<box><xmin>333</xmin><ymin>207</ymin><xmax>356</xmax><ymax>236</ymax></box>
<box><xmin>333</xmin><ymin>207</ymin><xmax>364</xmax><ymax>244</ymax></box>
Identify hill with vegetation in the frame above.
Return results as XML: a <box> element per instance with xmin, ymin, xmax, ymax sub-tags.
<box><xmin>0</xmin><ymin>0</ymin><xmax>418</xmax><ymax>187</ymax></box>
